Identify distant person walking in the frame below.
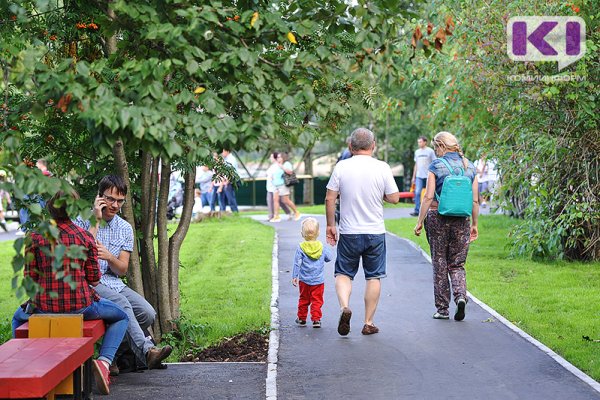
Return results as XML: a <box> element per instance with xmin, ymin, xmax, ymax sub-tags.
<box><xmin>277</xmin><ymin>152</ymin><xmax>300</xmax><ymax>221</ymax></box>
<box><xmin>337</xmin><ymin>136</ymin><xmax>352</xmax><ymax>162</ymax></box>
<box><xmin>325</xmin><ymin>128</ymin><xmax>400</xmax><ymax>336</ymax></box>
<box><xmin>413</xmin><ymin>131</ymin><xmax>479</xmax><ymax>321</ymax></box>
<box><xmin>266</xmin><ymin>152</ymin><xmax>291</xmax><ymax>221</ymax></box>
<box><xmin>221</xmin><ymin>149</ymin><xmax>239</xmax><ymax>213</ymax></box>
<box><xmin>292</xmin><ymin>218</ymin><xmax>333</xmax><ymax>328</ymax></box>
<box><xmin>0</xmin><ymin>170</ymin><xmax>11</xmax><ymax>232</ymax></box>
<box><xmin>410</xmin><ymin>137</ymin><xmax>436</xmax><ymax>217</ymax></box>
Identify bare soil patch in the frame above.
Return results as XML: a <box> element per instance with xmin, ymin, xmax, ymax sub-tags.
<box><xmin>181</xmin><ymin>331</ymin><xmax>269</xmax><ymax>362</ymax></box>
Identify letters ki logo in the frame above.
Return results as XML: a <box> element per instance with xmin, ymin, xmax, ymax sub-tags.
<box><xmin>507</xmin><ymin>17</ymin><xmax>586</xmax><ymax>70</ymax></box>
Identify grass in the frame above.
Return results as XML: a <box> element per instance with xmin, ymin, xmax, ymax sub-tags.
<box><xmin>242</xmin><ymin>201</ymin><xmax>413</xmax><ymax>216</ymax></box>
<box><xmin>167</xmin><ymin>216</ymin><xmax>273</xmax><ymax>359</ymax></box>
<box><xmin>385</xmin><ymin>215</ymin><xmax>600</xmax><ymax>382</ymax></box>
<box><xmin>0</xmin><ymin>217</ymin><xmax>274</xmax><ymax>362</ymax></box>
<box><xmin>0</xmin><ymin>240</ymin><xmax>22</xmax><ymax>344</ymax></box>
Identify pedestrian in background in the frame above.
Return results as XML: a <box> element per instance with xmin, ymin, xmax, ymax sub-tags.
<box><xmin>410</xmin><ymin>137</ymin><xmax>436</xmax><ymax>217</ymax></box>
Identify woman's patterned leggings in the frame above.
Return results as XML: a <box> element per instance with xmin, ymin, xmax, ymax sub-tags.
<box><xmin>424</xmin><ymin>210</ymin><xmax>470</xmax><ymax>315</ymax></box>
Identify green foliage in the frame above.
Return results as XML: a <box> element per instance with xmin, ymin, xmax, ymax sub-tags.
<box><xmin>1</xmin><ymin>0</ymin><xmax>418</xmax><ymax>300</ymax></box>
<box><xmin>402</xmin><ymin>0</ymin><xmax>599</xmax><ymax>260</ymax></box>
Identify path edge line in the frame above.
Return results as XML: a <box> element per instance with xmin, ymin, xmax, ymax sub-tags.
<box><xmin>266</xmin><ymin>232</ymin><xmax>279</xmax><ymax>400</ymax></box>
<box><xmin>387</xmin><ymin>231</ymin><xmax>600</xmax><ymax>394</ymax></box>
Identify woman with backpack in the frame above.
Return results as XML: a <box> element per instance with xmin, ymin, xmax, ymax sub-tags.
<box><xmin>413</xmin><ymin>131</ymin><xmax>479</xmax><ymax>321</ymax></box>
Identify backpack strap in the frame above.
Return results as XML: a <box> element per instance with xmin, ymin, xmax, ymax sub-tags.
<box><xmin>434</xmin><ymin>157</ymin><xmax>464</xmax><ymax>202</ymax></box>
<box><xmin>438</xmin><ymin>157</ymin><xmax>464</xmax><ymax>176</ymax></box>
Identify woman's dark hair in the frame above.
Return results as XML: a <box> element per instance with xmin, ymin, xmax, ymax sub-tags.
<box><xmin>98</xmin><ymin>175</ymin><xmax>128</xmax><ymax>196</ymax></box>
<box><xmin>272</xmin><ymin>152</ymin><xmax>279</xmax><ymax>159</ymax></box>
<box><xmin>47</xmin><ymin>190</ymin><xmax>80</xmax><ymax>221</ymax></box>
<box><xmin>418</xmin><ymin>136</ymin><xmax>428</xmax><ymax>142</ymax></box>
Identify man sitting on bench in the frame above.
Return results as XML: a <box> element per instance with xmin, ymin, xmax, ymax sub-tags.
<box><xmin>74</xmin><ymin>175</ymin><xmax>172</xmax><ymax>373</ymax></box>
<box><xmin>11</xmin><ymin>190</ymin><xmax>129</xmax><ymax>395</ymax></box>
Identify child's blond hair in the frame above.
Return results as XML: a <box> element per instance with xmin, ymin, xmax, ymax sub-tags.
<box><xmin>301</xmin><ymin>217</ymin><xmax>319</xmax><ymax>241</ymax></box>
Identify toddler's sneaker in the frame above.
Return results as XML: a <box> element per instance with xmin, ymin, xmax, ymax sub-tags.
<box><xmin>295</xmin><ymin>318</ymin><xmax>306</xmax><ymax>326</ymax></box>
<box><xmin>312</xmin><ymin>320</ymin><xmax>321</xmax><ymax>328</ymax></box>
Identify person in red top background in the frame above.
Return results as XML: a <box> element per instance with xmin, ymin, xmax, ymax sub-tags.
<box><xmin>11</xmin><ymin>190</ymin><xmax>129</xmax><ymax>395</ymax></box>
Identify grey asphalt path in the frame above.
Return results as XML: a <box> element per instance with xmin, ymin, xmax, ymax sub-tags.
<box><xmin>107</xmin><ymin>363</ymin><xmax>266</xmax><ymax>399</ymax></box>
<box><xmin>271</xmin><ymin>215</ymin><xmax>600</xmax><ymax>400</ymax></box>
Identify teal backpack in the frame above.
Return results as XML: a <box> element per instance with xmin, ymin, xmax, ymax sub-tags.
<box><xmin>435</xmin><ymin>158</ymin><xmax>473</xmax><ymax>217</ymax></box>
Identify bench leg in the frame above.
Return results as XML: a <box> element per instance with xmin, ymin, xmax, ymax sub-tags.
<box><xmin>73</xmin><ymin>365</ymin><xmax>82</xmax><ymax>400</ymax></box>
<box><xmin>83</xmin><ymin>357</ymin><xmax>93</xmax><ymax>400</ymax></box>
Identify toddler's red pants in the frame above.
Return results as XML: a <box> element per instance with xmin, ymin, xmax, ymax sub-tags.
<box><xmin>297</xmin><ymin>281</ymin><xmax>324</xmax><ymax>322</ymax></box>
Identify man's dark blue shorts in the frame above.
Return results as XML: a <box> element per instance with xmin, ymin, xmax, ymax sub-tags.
<box><xmin>335</xmin><ymin>234</ymin><xmax>386</xmax><ymax>280</ymax></box>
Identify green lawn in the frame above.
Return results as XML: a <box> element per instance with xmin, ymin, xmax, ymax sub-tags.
<box><xmin>242</xmin><ymin>201</ymin><xmax>413</xmax><ymax>216</ymax></box>
<box><xmin>386</xmin><ymin>215</ymin><xmax>600</xmax><ymax>382</ymax></box>
<box><xmin>0</xmin><ymin>217</ymin><xmax>274</xmax><ymax>361</ymax></box>
<box><xmin>171</xmin><ymin>216</ymin><xmax>273</xmax><ymax>357</ymax></box>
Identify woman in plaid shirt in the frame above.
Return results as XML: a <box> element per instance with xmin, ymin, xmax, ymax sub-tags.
<box><xmin>11</xmin><ymin>190</ymin><xmax>129</xmax><ymax>395</ymax></box>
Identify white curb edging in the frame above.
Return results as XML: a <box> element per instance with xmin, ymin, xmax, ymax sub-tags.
<box><xmin>266</xmin><ymin>233</ymin><xmax>279</xmax><ymax>400</ymax></box>
<box><xmin>388</xmin><ymin>231</ymin><xmax>600</xmax><ymax>394</ymax></box>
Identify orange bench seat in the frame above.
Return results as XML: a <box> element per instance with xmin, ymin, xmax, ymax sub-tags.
<box><xmin>15</xmin><ymin>319</ymin><xmax>105</xmax><ymax>342</ymax></box>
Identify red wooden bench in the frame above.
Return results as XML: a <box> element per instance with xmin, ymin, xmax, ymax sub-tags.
<box><xmin>0</xmin><ymin>337</ymin><xmax>94</xmax><ymax>399</ymax></box>
<box><xmin>399</xmin><ymin>191</ymin><xmax>415</xmax><ymax>199</ymax></box>
<box><xmin>15</xmin><ymin>319</ymin><xmax>106</xmax><ymax>342</ymax></box>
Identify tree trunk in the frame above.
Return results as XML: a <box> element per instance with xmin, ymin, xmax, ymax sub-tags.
<box><xmin>140</xmin><ymin>152</ymin><xmax>159</xmax><ymax>310</ymax></box>
<box><xmin>156</xmin><ymin>160</ymin><xmax>173</xmax><ymax>337</ymax></box>
<box><xmin>112</xmin><ymin>139</ymin><xmax>144</xmax><ymax>296</ymax></box>
<box><xmin>168</xmin><ymin>169</ymin><xmax>196</xmax><ymax>320</ymax></box>
<box><xmin>303</xmin><ymin>147</ymin><xmax>314</xmax><ymax>205</ymax></box>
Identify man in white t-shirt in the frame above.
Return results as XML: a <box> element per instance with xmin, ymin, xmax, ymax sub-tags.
<box><xmin>410</xmin><ymin>136</ymin><xmax>436</xmax><ymax>216</ymax></box>
<box><xmin>325</xmin><ymin>128</ymin><xmax>400</xmax><ymax>336</ymax></box>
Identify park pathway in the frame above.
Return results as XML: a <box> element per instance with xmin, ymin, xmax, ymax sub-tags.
<box><xmin>271</xmin><ymin>210</ymin><xmax>600</xmax><ymax>400</ymax></box>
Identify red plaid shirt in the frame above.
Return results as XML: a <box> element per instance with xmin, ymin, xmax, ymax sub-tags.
<box><xmin>26</xmin><ymin>220</ymin><xmax>101</xmax><ymax>312</ymax></box>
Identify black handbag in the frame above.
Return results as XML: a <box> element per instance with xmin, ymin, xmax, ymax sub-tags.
<box><xmin>284</xmin><ymin>171</ymin><xmax>299</xmax><ymax>187</ymax></box>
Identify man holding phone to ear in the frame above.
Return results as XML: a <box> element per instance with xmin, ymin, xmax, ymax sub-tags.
<box><xmin>75</xmin><ymin>175</ymin><xmax>172</xmax><ymax>373</ymax></box>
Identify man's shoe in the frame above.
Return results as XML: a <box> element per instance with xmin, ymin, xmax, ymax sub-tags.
<box><xmin>92</xmin><ymin>360</ymin><xmax>111</xmax><ymax>395</ymax></box>
<box><xmin>337</xmin><ymin>307</ymin><xmax>352</xmax><ymax>336</ymax></box>
<box><xmin>361</xmin><ymin>324</ymin><xmax>379</xmax><ymax>335</ymax></box>
<box><xmin>109</xmin><ymin>360</ymin><xmax>119</xmax><ymax>376</ymax></box>
<box><xmin>409</xmin><ymin>212</ymin><xmax>419</xmax><ymax>217</ymax></box>
<box><xmin>454</xmin><ymin>298</ymin><xmax>467</xmax><ymax>321</ymax></box>
<box><xmin>146</xmin><ymin>345</ymin><xmax>173</xmax><ymax>369</ymax></box>
<box><xmin>312</xmin><ymin>320</ymin><xmax>321</xmax><ymax>328</ymax></box>
<box><xmin>433</xmin><ymin>312</ymin><xmax>450</xmax><ymax>320</ymax></box>
<box><xmin>295</xmin><ymin>318</ymin><xmax>306</xmax><ymax>327</ymax></box>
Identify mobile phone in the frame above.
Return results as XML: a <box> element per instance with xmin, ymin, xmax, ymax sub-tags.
<box><xmin>97</xmin><ymin>192</ymin><xmax>107</xmax><ymax>211</ymax></box>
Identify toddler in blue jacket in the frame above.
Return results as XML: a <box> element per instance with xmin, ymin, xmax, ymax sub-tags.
<box><xmin>292</xmin><ymin>217</ymin><xmax>333</xmax><ymax>328</ymax></box>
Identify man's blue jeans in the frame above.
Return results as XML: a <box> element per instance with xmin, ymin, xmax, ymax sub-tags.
<box><xmin>11</xmin><ymin>299</ymin><xmax>128</xmax><ymax>364</ymax></box>
<box><xmin>200</xmin><ymin>192</ymin><xmax>213</xmax><ymax>209</ymax></box>
<box><xmin>222</xmin><ymin>183</ymin><xmax>239</xmax><ymax>212</ymax></box>
<box><xmin>414</xmin><ymin>177</ymin><xmax>427</xmax><ymax>213</ymax></box>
